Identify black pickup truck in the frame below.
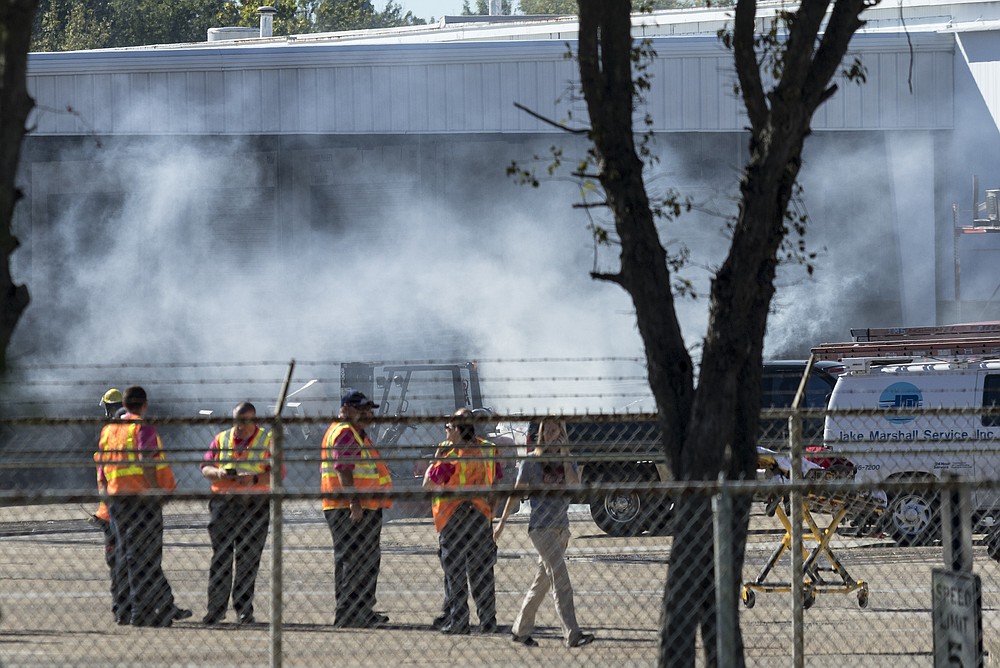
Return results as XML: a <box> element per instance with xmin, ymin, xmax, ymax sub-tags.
<box><xmin>536</xmin><ymin>360</ymin><xmax>843</xmax><ymax>537</ymax></box>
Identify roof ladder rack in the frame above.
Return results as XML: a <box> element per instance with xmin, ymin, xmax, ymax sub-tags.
<box><xmin>811</xmin><ymin>322</ymin><xmax>1000</xmax><ymax>361</ymax></box>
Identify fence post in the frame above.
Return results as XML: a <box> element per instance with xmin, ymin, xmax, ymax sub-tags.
<box><xmin>933</xmin><ymin>474</ymin><xmax>983</xmax><ymax>667</ymax></box>
<box><xmin>789</xmin><ymin>357</ymin><xmax>814</xmax><ymax>668</ymax></box>
<box><xmin>714</xmin><ymin>474</ymin><xmax>736</xmax><ymax>668</ymax></box>
<box><xmin>941</xmin><ymin>474</ymin><xmax>973</xmax><ymax>573</ymax></box>
<box><xmin>270</xmin><ymin>360</ymin><xmax>295</xmax><ymax>668</ymax></box>
<box><xmin>788</xmin><ymin>407</ymin><xmax>804</xmax><ymax>668</ymax></box>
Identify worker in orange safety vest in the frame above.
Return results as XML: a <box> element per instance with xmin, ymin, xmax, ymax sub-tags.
<box><xmin>92</xmin><ymin>388</ymin><xmax>124</xmax><ymax>622</ymax></box>
<box><xmin>423</xmin><ymin>407</ymin><xmax>502</xmax><ymax>635</ymax></box>
<box><xmin>99</xmin><ymin>385</ymin><xmax>190</xmax><ymax>627</ymax></box>
<box><xmin>321</xmin><ymin>389</ymin><xmax>392</xmax><ymax>629</ymax></box>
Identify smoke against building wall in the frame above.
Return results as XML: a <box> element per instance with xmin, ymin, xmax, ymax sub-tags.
<box><xmin>8</xmin><ymin>134</ymin><xmax>660</xmax><ymax>417</ymax></box>
<box><xmin>765</xmin><ymin>132</ymin><xmax>908</xmax><ymax>357</ymax></box>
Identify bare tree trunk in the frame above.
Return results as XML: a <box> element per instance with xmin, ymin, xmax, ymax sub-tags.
<box><xmin>0</xmin><ymin>0</ymin><xmax>36</xmax><ymax>372</ymax></box>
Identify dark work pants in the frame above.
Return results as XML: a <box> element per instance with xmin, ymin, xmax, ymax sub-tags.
<box><xmin>438</xmin><ymin>503</ymin><xmax>497</xmax><ymax>628</ymax></box>
<box><xmin>96</xmin><ymin>517</ymin><xmax>129</xmax><ymax>621</ymax></box>
<box><xmin>108</xmin><ymin>498</ymin><xmax>175</xmax><ymax>624</ymax></box>
<box><xmin>206</xmin><ymin>496</ymin><xmax>270</xmax><ymax>620</ymax></box>
<box><xmin>324</xmin><ymin>508</ymin><xmax>382</xmax><ymax>624</ymax></box>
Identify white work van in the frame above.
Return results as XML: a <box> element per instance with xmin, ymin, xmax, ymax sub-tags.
<box><xmin>823</xmin><ymin>360</ymin><xmax>1000</xmax><ymax>546</ymax></box>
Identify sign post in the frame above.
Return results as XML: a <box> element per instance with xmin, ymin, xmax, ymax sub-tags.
<box><xmin>933</xmin><ymin>477</ymin><xmax>982</xmax><ymax>668</ymax></box>
<box><xmin>932</xmin><ymin>569</ymin><xmax>983</xmax><ymax>668</ymax></box>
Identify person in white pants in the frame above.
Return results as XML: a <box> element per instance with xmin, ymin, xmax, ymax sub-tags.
<box><xmin>493</xmin><ymin>419</ymin><xmax>595</xmax><ymax>649</ymax></box>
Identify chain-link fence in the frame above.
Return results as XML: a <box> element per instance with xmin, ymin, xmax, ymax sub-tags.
<box><xmin>3</xmin><ymin>361</ymin><xmax>1000</xmax><ymax>666</ymax></box>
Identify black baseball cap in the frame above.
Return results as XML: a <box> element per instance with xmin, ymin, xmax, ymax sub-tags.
<box><xmin>341</xmin><ymin>389</ymin><xmax>378</xmax><ymax>409</ymax></box>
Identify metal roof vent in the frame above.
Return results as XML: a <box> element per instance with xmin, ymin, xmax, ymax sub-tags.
<box><xmin>207</xmin><ymin>26</ymin><xmax>260</xmax><ymax>42</ymax></box>
<box><xmin>258</xmin><ymin>6</ymin><xmax>277</xmax><ymax>38</ymax></box>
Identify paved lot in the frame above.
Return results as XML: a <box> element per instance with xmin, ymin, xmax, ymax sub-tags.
<box><xmin>1</xmin><ymin>501</ymin><xmax>999</xmax><ymax>667</ymax></box>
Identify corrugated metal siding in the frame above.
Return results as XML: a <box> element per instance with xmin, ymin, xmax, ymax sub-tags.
<box><xmin>26</xmin><ymin>33</ymin><xmax>954</xmax><ymax>136</ymax></box>
<box><xmin>957</xmin><ymin>31</ymin><xmax>1000</xmax><ymax>132</ymax></box>
<box><xmin>967</xmin><ymin>58</ymin><xmax>1000</xmax><ymax>119</ymax></box>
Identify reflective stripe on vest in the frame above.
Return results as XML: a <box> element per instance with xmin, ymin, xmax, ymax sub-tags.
<box><xmin>211</xmin><ymin>427</ymin><xmax>271</xmax><ymax>493</ymax></box>
<box><xmin>99</xmin><ymin>422</ymin><xmax>149</xmax><ymax>495</ymax></box>
<box><xmin>219</xmin><ymin>427</ymin><xmax>269</xmax><ymax>473</ymax></box>
<box><xmin>153</xmin><ymin>436</ymin><xmax>177</xmax><ymax>493</ymax></box>
<box><xmin>430</xmin><ymin>440</ymin><xmax>497</xmax><ymax>532</ymax></box>
<box><xmin>320</xmin><ymin>422</ymin><xmax>392</xmax><ymax>511</ymax></box>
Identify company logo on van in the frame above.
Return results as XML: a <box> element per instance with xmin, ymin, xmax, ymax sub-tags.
<box><xmin>878</xmin><ymin>382</ymin><xmax>923</xmax><ymax>424</ymax></box>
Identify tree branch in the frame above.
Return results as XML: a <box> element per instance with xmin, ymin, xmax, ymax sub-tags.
<box><xmin>804</xmin><ymin>0</ymin><xmax>871</xmax><ymax>109</ymax></box>
<box><xmin>590</xmin><ymin>271</ymin><xmax>624</xmax><ymax>286</ymax></box>
<box><xmin>775</xmin><ymin>0</ymin><xmax>830</xmax><ymax>99</ymax></box>
<box><xmin>512</xmin><ymin>101</ymin><xmax>590</xmax><ymax>134</ymax></box>
<box><xmin>576</xmin><ymin>3</ymin><xmax>604</xmax><ymax>118</ymax></box>
<box><xmin>733</xmin><ymin>0</ymin><xmax>767</xmax><ymax>131</ymax></box>
<box><xmin>817</xmin><ymin>83</ymin><xmax>839</xmax><ymax>106</ymax></box>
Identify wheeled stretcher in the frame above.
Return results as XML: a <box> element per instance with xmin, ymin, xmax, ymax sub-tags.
<box><xmin>740</xmin><ymin>449</ymin><xmax>886</xmax><ymax>610</ymax></box>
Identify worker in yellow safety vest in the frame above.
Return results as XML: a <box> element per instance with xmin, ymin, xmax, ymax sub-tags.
<box><xmin>200</xmin><ymin>401</ymin><xmax>273</xmax><ymax>625</ymax></box>
<box><xmin>321</xmin><ymin>389</ymin><xmax>392</xmax><ymax>629</ymax></box>
<box><xmin>99</xmin><ymin>385</ymin><xmax>190</xmax><ymax>627</ymax></box>
<box><xmin>423</xmin><ymin>407</ymin><xmax>502</xmax><ymax>635</ymax></box>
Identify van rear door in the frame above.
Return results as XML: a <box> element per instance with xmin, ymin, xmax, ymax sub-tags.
<box><xmin>975</xmin><ymin>373</ymin><xmax>1000</xmax><ymax>513</ymax></box>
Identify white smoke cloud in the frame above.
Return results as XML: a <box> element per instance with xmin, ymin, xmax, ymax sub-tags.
<box><xmin>8</xmin><ymin>135</ymin><xmax>666</xmax><ymax>416</ymax></box>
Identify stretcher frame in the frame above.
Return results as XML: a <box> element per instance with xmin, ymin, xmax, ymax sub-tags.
<box><xmin>741</xmin><ymin>492</ymin><xmax>875</xmax><ymax>610</ymax></box>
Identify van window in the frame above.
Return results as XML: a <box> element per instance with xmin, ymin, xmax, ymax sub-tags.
<box><xmin>984</xmin><ymin>375</ymin><xmax>1000</xmax><ymax>427</ymax></box>
<box><xmin>762</xmin><ymin>372</ymin><xmax>832</xmax><ymax>409</ymax></box>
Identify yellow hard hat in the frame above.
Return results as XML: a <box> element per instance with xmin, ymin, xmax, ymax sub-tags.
<box><xmin>101</xmin><ymin>388</ymin><xmax>123</xmax><ymax>405</ymax></box>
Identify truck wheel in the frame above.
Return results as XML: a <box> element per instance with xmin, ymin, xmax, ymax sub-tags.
<box><xmin>886</xmin><ymin>490</ymin><xmax>939</xmax><ymax>546</ymax></box>
<box><xmin>590</xmin><ymin>484</ymin><xmax>648</xmax><ymax>537</ymax></box>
